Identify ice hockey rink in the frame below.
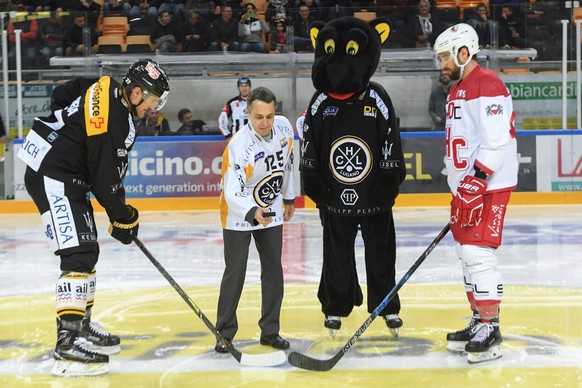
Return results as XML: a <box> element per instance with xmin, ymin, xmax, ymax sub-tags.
<box><xmin>0</xmin><ymin>204</ymin><xmax>581</xmax><ymax>387</ymax></box>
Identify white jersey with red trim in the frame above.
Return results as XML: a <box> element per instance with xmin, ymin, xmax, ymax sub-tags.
<box><xmin>220</xmin><ymin>116</ymin><xmax>295</xmax><ymax>231</ymax></box>
<box><xmin>445</xmin><ymin>65</ymin><xmax>518</xmax><ymax>194</ymax></box>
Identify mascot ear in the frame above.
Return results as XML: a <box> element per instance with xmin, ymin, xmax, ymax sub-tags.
<box><xmin>309</xmin><ymin>21</ymin><xmax>326</xmax><ymax>49</ymax></box>
<box><xmin>369</xmin><ymin>17</ymin><xmax>392</xmax><ymax>45</ymax></box>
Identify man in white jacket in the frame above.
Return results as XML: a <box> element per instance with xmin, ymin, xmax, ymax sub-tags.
<box><xmin>215</xmin><ymin>86</ymin><xmax>295</xmax><ymax>353</ymax></box>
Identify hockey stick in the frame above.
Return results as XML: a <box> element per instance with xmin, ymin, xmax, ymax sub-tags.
<box><xmin>133</xmin><ymin>236</ymin><xmax>287</xmax><ymax>367</ymax></box>
<box><xmin>287</xmin><ymin>223</ymin><xmax>451</xmax><ymax>371</ymax></box>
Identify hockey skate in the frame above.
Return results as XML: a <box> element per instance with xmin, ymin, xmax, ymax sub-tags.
<box><xmin>51</xmin><ymin>330</ymin><xmax>109</xmax><ymax>377</ymax></box>
<box><xmin>324</xmin><ymin>316</ymin><xmax>341</xmax><ymax>338</ymax></box>
<box><xmin>79</xmin><ymin>319</ymin><xmax>121</xmax><ymax>355</ymax></box>
<box><xmin>465</xmin><ymin>320</ymin><xmax>502</xmax><ymax>364</ymax></box>
<box><xmin>446</xmin><ymin>311</ymin><xmax>481</xmax><ymax>352</ymax></box>
<box><xmin>383</xmin><ymin>314</ymin><xmax>403</xmax><ymax>339</ymax></box>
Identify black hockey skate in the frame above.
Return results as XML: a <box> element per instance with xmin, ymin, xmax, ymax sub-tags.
<box><xmin>465</xmin><ymin>320</ymin><xmax>503</xmax><ymax>364</ymax></box>
<box><xmin>52</xmin><ymin>329</ymin><xmax>109</xmax><ymax>377</ymax></box>
<box><xmin>324</xmin><ymin>316</ymin><xmax>341</xmax><ymax>338</ymax></box>
<box><xmin>446</xmin><ymin>310</ymin><xmax>481</xmax><ymax>352</ymax></box>
<box><xmin>79</xmin><ymin>319</ymin><xmax>121</xmax><ymax>355</ymax></box>
<box><xmin>383</xmin><ymin>314</ymin><xmax>403</xmax><ymax>339</ymax></box>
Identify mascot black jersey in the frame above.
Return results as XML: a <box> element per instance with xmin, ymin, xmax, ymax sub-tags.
<box><xmin>18</xmin><ymin>76</ymin><xmax>135</xmax><ymax>222</ymax></box>
<box><xmin>300</xmin><ymin>81</ymin><xmax>405</xmax><ymax>216</ymax></box>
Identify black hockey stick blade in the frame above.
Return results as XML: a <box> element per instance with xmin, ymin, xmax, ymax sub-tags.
<box><xmin>133</xmin><ymin>236</ymin><xmax>287</xmax><ymax>367</ymax></box>
<box><xmin>288</xmin><ymin>223</ymin><xmax>451</xmax><ymax>371</ymax></box>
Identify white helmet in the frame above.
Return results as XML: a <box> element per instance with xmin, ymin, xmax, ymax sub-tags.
<box><xmin>434</xmin><ymin>23</ymin><xmax>480</xmax><ymax>69</ymax></box>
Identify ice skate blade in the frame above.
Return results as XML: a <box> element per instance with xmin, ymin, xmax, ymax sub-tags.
<box><xmin>51</xmin><ymin>360</ymin><xmax>109</xmax><ymax>377</ymax></box>
<box><xmin>83</xmin><ymin>342</ymin><xmax>121</xmax><ymax>355</ymax></box>
<box><xmin>389</xmin><ymin>328</ymin><xmax>399</xmax><ymax>339</ymax></box>
<box><xmin>328</xmin><ymin>329</ymin><xmax>337</xmax><ymax>339</ymax></box>
<box><xmin>446</xmin><ymin>341</ymin><xmax>467</xmax><ymax>353</ymax></box>
<box><xmin>467</xmin><ymin>346</ymin><xmax>502</xmax><ymax>364</ymax></box>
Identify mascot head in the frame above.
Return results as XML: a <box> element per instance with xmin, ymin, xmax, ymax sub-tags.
<box><xmin>310</xmin><ymin>16</ymin><xmax>391</xmax><ymax>94</ymax></box>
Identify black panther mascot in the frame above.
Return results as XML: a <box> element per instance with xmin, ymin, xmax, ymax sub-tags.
<box><xmin>299</xmin><ymin>16</ymin><xmax>407</xmax><ymax>337</ymax></box>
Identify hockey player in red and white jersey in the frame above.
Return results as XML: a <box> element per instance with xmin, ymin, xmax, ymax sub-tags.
<box><xmin>215</xmin><ymin>86</ymin><xmax>295</xmax><ymax>353</ymax></box>
<box><xmin>218</xmin><ymin>76</ymin><xmax>251</xmax><ymax>139</ymax></box>
<box><xmin>434</xmin><ymin>23</ymin><xmax>518</xmax><ymax>363</ymax></box>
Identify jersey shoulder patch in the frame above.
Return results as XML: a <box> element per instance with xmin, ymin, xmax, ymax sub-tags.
<box><xmin>84</xmin><ymin>76</ymin><xmax>111</xmax><ymax>137</ymax></box>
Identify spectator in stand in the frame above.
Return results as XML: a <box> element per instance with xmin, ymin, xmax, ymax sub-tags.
<box><xmin>238</xmin><ymin>3</ymin><xmax>269</xmax><ymax>53</ymax></box>
<box><xmin>76</xmin><ymin>0</ymin><xmax>102</xmax><ymax>30</ymax></box>
<box><xmin>186</xmin><ymin>0</ymin><xmax>218</xmax><ymax>24</ymax></box>
<box><xmin>467</xmin><ymin>3</ymin><xmax>493</xmax><ymax>49</ymax></box>
<box><xmin>39</xmin><ymin>7</ymin><xmax>66</xmax><ymax>66</ymax></box>
<box><xmin>320</xmin><ymin>0</ymin><xmax>352</xmax><ymax>22</ymax></box>
<box><xmin>403</xmin><ymin>0</ymin><xmax>438</xmax><ymax>48</ymax></box>
<box><xmin>150</xmin><ymin>10</ymin><xmax>184</xmax><ymax>52</ymax></box>
<box><xmin>63</xmin><ymin>12</ymin><xmax>99</xmax><ymax>57</ymax></box>
<box><xmin>159</xmin><ymin>0</ymin><xmax>186</xmax><ymax>23</ymax></box>
<box><xmin>0</xmin><ymin>0</ymin><xmax>17</xmax><ymax>12</ymax></box>
<box><xmin>182</xmin><ymin>9</ymin><xmax>209</xmax><ymax>51</ymax></box>
<box><xmin>136</xmin><ymin>108</ymin><xmax>171</xmax><ymax>136</ymax></box>
<box><xmin>103</xmin><ymin>0</ymin><xmax>131</xmax><ymax>16</ymax></box>
<box><xmin>176</xmin><ymin>108</ymin><xmax>205</xmax><ymax>134</ymax></box>
<box><xmin>129</xmin><ymin>0</ymin><xmax>160</xmax><ymax>19</ymax></box>
<box><xmin>376</xmin><ymin>0</ymin><xmax>407</xmax><ymax>29</ymax></box>
<box><xmin>8</xmin><ymin>14</ymin><xmax>39</xmax><ymax>69</ymax></box>
<box><xmin>428</xmin><ymin>69</ymin><xmax>452</xmax><ymax>131</ymax></box>
<box><xmin>498</xmin><ymin>5</ymin><xmax>526</xmax><ymax>49</ymax></box>
<box><xmin>293</xmin><ymin>3</ymin><xmax>315</xmax><ymax>52</ymax></box>
<box><xmin>270</xmin><ymin>19</ymin><xmax>287</xmax><ymax>53</ymax></box>
<box><xmin>208</xmin><ymin>5</ymin><xmax>240</xmax><ymax>52</ymax></box>
<box><xmin>291</xmin><ymin>0</ymin><xmax>321</xmax><ymax>21</ymax></box>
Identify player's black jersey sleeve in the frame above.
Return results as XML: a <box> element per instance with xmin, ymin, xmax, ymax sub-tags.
<box><xmin>50</xmin><ymin>77</ymin><xmax>100</xmax><ymax>113</ymax></box>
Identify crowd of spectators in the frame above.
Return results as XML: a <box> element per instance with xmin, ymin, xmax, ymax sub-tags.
<box><xmin>0</xmin><ymin>0</ymin><xmax>575</xmax><ymax>67</ymax></box>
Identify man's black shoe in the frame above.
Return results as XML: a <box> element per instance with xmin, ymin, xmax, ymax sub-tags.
<box><xmin>215</xmin><ymin>338</ymin><xmax>231</xmax><ymax>354</ymax></box>
<box><xmin>259</xmin><ymin>334</ymin><xmax>290</xmax><ymax>350</ymax></box>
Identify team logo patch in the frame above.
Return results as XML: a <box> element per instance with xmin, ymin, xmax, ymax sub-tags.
<box><xmin>341</xmin><ymin>189</ymin><xmax>359</xmax><ymax>206</ymax></box>
<box><xmin>254</xmin><ymin>172</ymin><xmax>283</xmax><ymax>207</ymax></box>
<box><xmin>47</xmin><ymin>131</ymin><xmax>59</xmax><ymax>143</ymax></box>
<box><xmin>280</xmin><ymin>137</ymin><xmax>288</xmax><ymax>148</ymax></box>
<box><xmin>363</xmin><ymin>106</ymin><xmax>377</xmax><ymax>118</ymax></box>
<box><xmin>486</xmin><ymin>104</ymin><xmax>503</xmax><ymax>116</ymax></box>
<box><xmin>145</xmin><ymin>62</ymin><xmax>160</xmax><ymax>79</ymax></box>
<box><xmin>329</xmin><ymin>136</ymin><xmax>372</xmax><ymax>184</ymax></box>
<box><xmin>323</xmin><ymin>106</ymin><xmax>339</xmax><ymax>118</ymax></box>
<box><xmin>255</xmin><ymin>151</ymin><xmax>265</xmax><ymax>162</ymax></box>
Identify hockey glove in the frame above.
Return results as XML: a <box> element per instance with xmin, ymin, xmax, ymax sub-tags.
<box><xmin>108</xmin><ymin>204</ymin><xmax>139</xmax><ymax>245</ymax></box>
<box><xmin>302</xmin><ymin>173</ymin><xmax>332</xmax><ymax>205</ymax></box>
<box><xmin>452</xmin><ymin>175</ymin><xmax>487</xmax><ymax>227</ymax></box>
<box><xmin>371</xmin><ymin>174</ymin><xmax>400</xmax><ymax>207</ymax></box>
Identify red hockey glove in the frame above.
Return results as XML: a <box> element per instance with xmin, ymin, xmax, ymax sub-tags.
<box><xmin>108</xmin><ymin>205</ymin><xmax>139</xmax><ymax>245</ymax></box>
<box><xmin>452</xmin><ymin>175</ymin><xmax>487</xmax><ymax>227</ymax></box>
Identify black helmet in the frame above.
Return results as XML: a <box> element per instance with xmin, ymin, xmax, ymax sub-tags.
<box><xmin>237</xmin><ymin>76</ymin><xmax>251</xmax><ymax>87</ymax></box>
<box><xmin>124</xmin><ymin>59</ymin><xmax>170</xmax><ymax>109</ymax></box>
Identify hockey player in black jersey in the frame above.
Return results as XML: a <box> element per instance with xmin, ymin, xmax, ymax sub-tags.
<box><xmin>299</xmin><ymin>17</ymin><xmax>406</xmax><ymax>338</ymax></box>
<box><xmin>17</xmin><ymin>59</ymin><xmax>170</xmax><ymax>377</ymax></box>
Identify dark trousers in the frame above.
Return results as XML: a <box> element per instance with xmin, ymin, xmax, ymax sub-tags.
<box><xmin>319</xmin><ymin>210</ymin><xmax>400</xmax><ymax>316</ymax></box>
<box><xmin>216</xmin><ymin>226</ymin><xmax>284</xmax><ymax>339</ymax></box>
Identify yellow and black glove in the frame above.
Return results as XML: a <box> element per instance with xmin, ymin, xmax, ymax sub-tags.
<box><xmin>108</xmin><ymin>204</ymin><xmax>139</xmax><ymax>245</ymax></box>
